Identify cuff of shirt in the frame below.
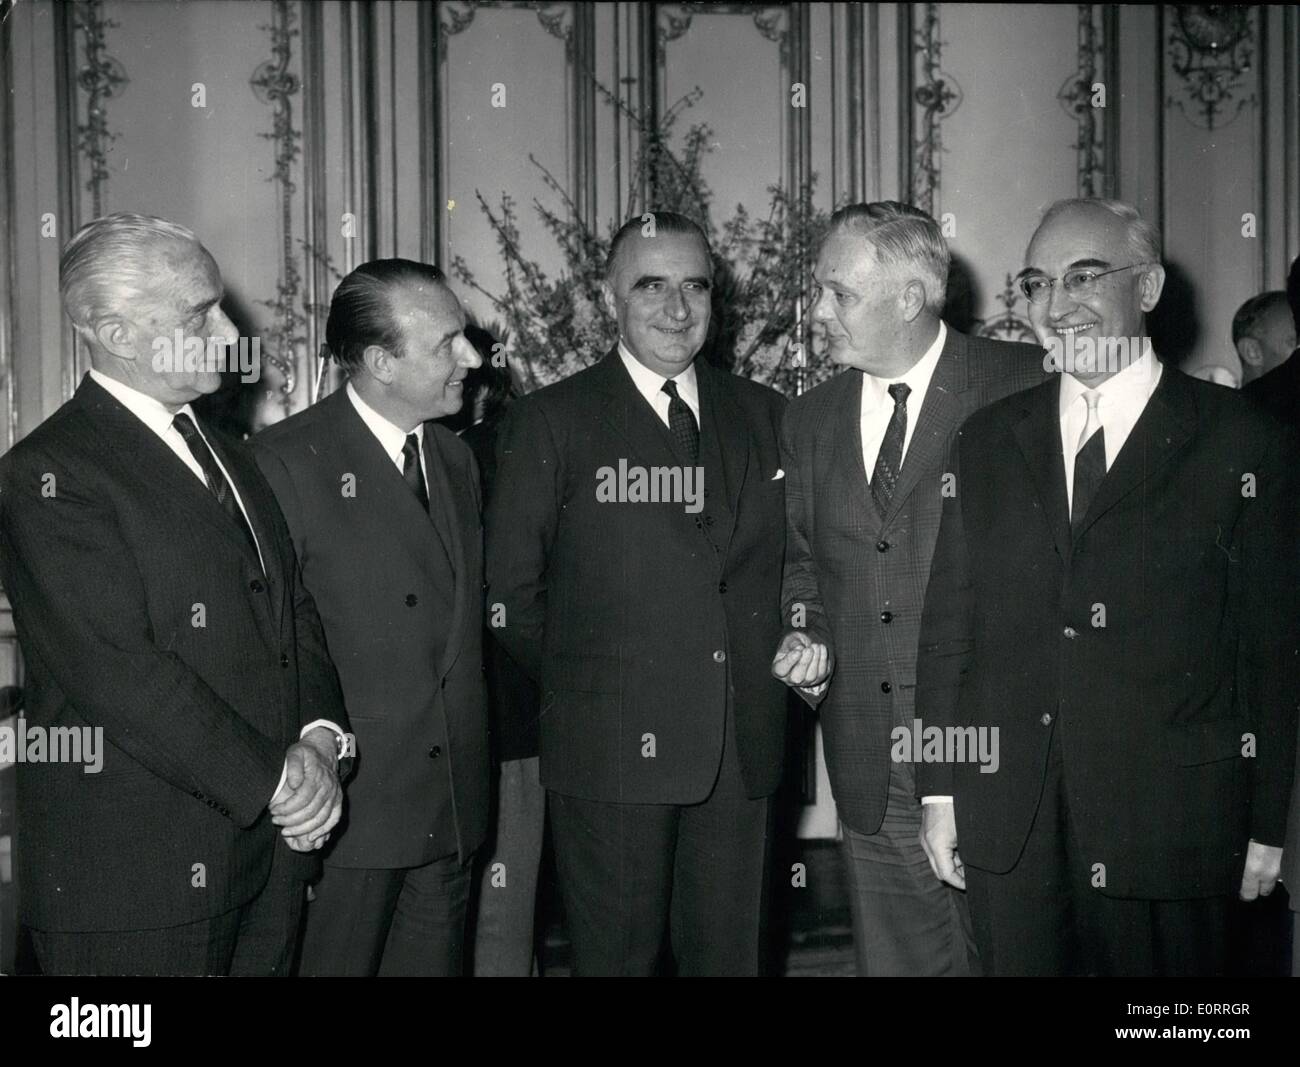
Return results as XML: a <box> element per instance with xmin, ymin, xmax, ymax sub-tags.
<box><xmin>269</xmin><ymin>719</ymin><xmax>347</xmax><ymax>806</ymax></box>
<box><xmin>798</xmin><ymin>679</ymin><xmax>830</xmax><ymax>697</ymax></box>
<box><xmin>920</xmin><ymin>795</ymin><xmax>953</xmax><ymax>805</ymax></box>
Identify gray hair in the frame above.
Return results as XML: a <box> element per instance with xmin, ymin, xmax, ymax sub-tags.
<box><xmin>59</xmin><ymin>213</ymin><xmax>203</xmax><ymax>337</ymax></box>
<box><xmin>824</xmin><ymin>201</ymin><xmax>950</xmax><ymax>314</ymax></box>
<box><xmin>1035</xmin><ymin>197</ymin><xmax>1162</xmax><ymax>265</ymax></box>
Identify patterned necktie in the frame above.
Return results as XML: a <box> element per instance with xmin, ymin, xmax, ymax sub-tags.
<box><xmin>662</xmin><ymin>379</ymin><xmax>699</xmax><ymax>464</ymax></box>
<box><xmin>171</xmin><ymin>412</ymin><xmax>261</xmax><ymax>561</ymax></box>
<box><xmin>870</xmin><ymin>382</ymin><xmax>911</xmax><ymax>516</ymax></box>
<box><xmin>401</xmin><ymin>433</ymin><xmax>430</xmax><ymax>512</ymax></box>
<box><xmin>1071</xmin><ymin>390</ymin><xmax>1106</xmax><ymax>535</ymax></box>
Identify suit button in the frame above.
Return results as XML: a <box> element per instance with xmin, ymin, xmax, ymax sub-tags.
<box><xmin>280</xmin><ymin>653</ymin><xmax>290</xmax><ymax>668</ymax></box>
<box><xmin>1063</xmin><ymin>626</ymin><xmax>1078</xmax><ymax>639</ymax></box>
<box><xmin>704</xmin><ymin>515</ymin><xmax>715</xmax><ymax>527</ymax></box>
<box><xmin>405</xmin><ymin>593</ymin><xmax>418</xmax><ymax>607</ymax></box>
<box><xmin>441</xmin><ymin>678</ymin><xmax>447</xmax><ymax>689</ymax></box>
<box><xmin>1041</xmin><ymin>713</ymin><xmax>1053</xmax><ymax>726</ymax></box>
<box><xmin>428</xmin><ymin>745</ymin><xmax>442</xmax><ymax>759</ymax></box>
<box><xmin>880</xmin><ymin>611</ymin><xmax>893</xmax><ymax>624</ymax></box>
<box><xmin>694</xmin><ymin>519</ymin><xmax>703</xmax><ymax>528</ymax></box>
<box><xmin>718</xmin><ymin>581</ymin><xmax>727</xmax><ymax>594</ymax></box>
<box><xmin>249</xmin><ymin>579</ymin><xmax>265</xmax><ymax>594</ymax></box>
<box><xmin>880</xmin><ymin>681</ymin><xmax>892</xmax><ymax>693</ymax></box>
<box><xmin>876</xmin><ymin>540</ymin><xmax>890</xmax><ymax>552</ymax></box>
<box><xmin>220</xmin><ymin>807</ymin><xmax>230</xmax><ymax>817</ymax></box>
<box><xmin>192</xmin><ymin>790</ymin><xmax>203</xmax><ymax>800</ymax></box>
<box><xmin>713</xmin><ymin>650</ymin><xmax>726</xmax><ymax>663</ymax></box>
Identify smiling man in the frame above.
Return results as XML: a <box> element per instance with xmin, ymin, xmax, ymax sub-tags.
<box><xmin>915</xmin><ymin>198</ymin><xmax>1300</xmax><ymax>975</ymax></box>
<box><xmin>486</xmin><ymin>212</ymin><xmax>789</xmax><ymax>975</ymax></box>
<box><xmin>253</xmin><ymin>259</ymin><xmax>489</xmax><ymax>975</ymax></box>
<box><xmin>774</xmin><ymin>201</ymin><xmax>1044</xmax><ymax>976</ymax></box>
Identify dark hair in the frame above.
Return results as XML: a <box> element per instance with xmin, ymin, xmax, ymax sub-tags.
<box><xmin>1231</xmin><ymin>290</ymin><xmax>1289</xmax><ymax>346</ymax></box>
<box><xmin>1288</xmin><ymin>255</ymin><xmax>1300</xmax><ymax>336</ymax></box>
<box><xmin>325</xmin><ymin>258</ymin><xmax>447</xmax><ymax>374</ymax></box>
<box><xmin>605</xmin><ymin>211</ymin><xmax>711</xmax><ymax>279</ymax></box>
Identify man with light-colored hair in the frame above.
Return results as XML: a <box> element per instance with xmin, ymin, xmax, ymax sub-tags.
<box><xmin>0</xmin><ymin>213</ymin><xmax>351</xmax><ymax>975</ymax></box>
<box><xmin>773</xmin><ymin>201</ymin><xmax>1045</xmax><ymax>975</ymax></box>
<box><xmin>916</xmin><ymin>197</ymin><xmax>1299</xmax><ymax>975</ymax></box>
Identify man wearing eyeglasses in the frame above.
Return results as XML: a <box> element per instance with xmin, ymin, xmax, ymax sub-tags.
<box><xmin>916</xmin><ymin>197</ymin><xmax>1300</xmax><ymax>976</ymax></box>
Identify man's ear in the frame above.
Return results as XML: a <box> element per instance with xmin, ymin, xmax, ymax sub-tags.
<box><xmin>1138</xmin><ymin>264</ymin><xmax>1166</xmax><ymax>313</ymax></box>
<box><xmin>1236</xmin><ymin>336</ymin><xmax>1264</xmax><ymax>370</ymax></box>
<box><xmin>362</xmin><ymin>343</ymin><xmax>395</xmax><ymax>383</ymax></box>
<box><xmin>899</xmin><ymin>278</ymin><xmax>928</xmax><ymax>324</ymax></box>
<box><xmin>93</xmin><ymin>316</ymin><xmax>138</xmax><ymax>362</ymax></box>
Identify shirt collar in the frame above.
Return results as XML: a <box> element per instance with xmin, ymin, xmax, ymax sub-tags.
<box><xmin>1059</xmin><ymin>344</ymin><xmax>1163</xmax><ymax>418</ymax></box>
<box><xmin>861</xmin><ymin>320</ymin><xmax>947</xmax><ymax>410</ymax></box>
<box><xmin>617</xmin><ymin>340</ymin><xmax>699</xmax><ymax>410</ymax></box>
<box><xmin>346</xmin><ymin>381</ymin><xmax>423</xmax><ymax>462</ymax></box>
<box><xmin>87</xmin><ymin>367</ymin><xmax>200</xmax><ymax>437</ymax></box>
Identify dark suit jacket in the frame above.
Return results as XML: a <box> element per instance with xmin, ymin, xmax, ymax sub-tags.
<box><xmin>254</xmin><ymin>388</ymin><xmax>488</xmax><ymax>868</ymax></box>
<box><xmin>780</xmin><ymin>328</ymin><xmax>1045</xmax><ymax>834</ymax></box>
<box><xmin>486</xmin><ymin>351</ymin><xmax>788</xmax><ymax>804</ymax></box>
<box><xmin>1243</xmin><ymin>349</ymin><xmax>1300</xmax><ymax>427</ymax></box>
<box><xmin>915</xmin><ymin>365</ymin><xmax>1300</xmax><ymax>900</ymax></box>
<box><xmin>462</xmin><ymin>413</ymin><xmax>540</xmax><ymax>764</ymax></box>
<box><xmin>0</xmin><ymin>374</ymin><xmax>348</xmax><ymax>932</ymax></box>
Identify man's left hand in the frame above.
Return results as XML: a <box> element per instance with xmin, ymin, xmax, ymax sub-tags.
<box><xmin>270</xmin><ymin>727</ymin><xmax>342</xmax><ymax>849</ymax></box>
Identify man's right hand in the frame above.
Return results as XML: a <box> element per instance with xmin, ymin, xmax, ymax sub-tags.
<box><xmin>920</xmin><ymin>800</ymin><xmax>965</xmax><ymax>889</ymax></box>
<box><xmin>771</xmin><ymin>630</ymin><xmax>833</xmax><ymax>690</ymax></box>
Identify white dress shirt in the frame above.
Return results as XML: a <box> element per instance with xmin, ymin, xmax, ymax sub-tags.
<box><xmin>1059</xmin><ymin>348</ymin><xmax>1163</xmax><ymax>514</ymax></box>
<box><xmin>346</xmin><ymin>382</ymin><xmax>429</xmax><ymax>498</ymax></box>
<box><xmin>860</xmin><ymin>321</ymin><xmax>946</xmax><ymax>478</ymax></box>
<box><xmin>618</xmin><ymin>340</ymin><xmax>701</xmax><ymax>429</ymax></box>
<box><xmin>87</xmin><ymin>369</ymin><xmax>345</xmax><ymax>803</ymax></box>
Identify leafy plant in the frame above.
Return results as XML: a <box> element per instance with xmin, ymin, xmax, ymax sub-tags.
<box><xmin>450</xmin><ymin>84</ymin><xmax>832</xmax><ymax>395</ymax></box>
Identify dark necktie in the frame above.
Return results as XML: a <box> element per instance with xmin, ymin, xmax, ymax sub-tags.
<box><xmin>871</xmin><ymin>382</ymin><xmax>911</xmax><ymax>516</ymax></box>
<box><xmin>1071</xmin><ymin>390</ymin><xmax>1106</xmax><ymax>536</ymax></box>
<box><xmin>661</xmin><ymin>379</ymin><xmax>699</xmax><ymax>464</ymax></box>
<box><xmin>171</xmin><ymin>412</ymin><xmax>261</xmax><ymax>562</ymax></box>
<box><xmin>402</xmin><ymin>433</ymin><xmax>430</xmax><ymax>512</ymax></box>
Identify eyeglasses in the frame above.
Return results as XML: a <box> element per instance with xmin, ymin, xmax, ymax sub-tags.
<box><xmin>1018</xmin><ymin>264</ymin><xmax>1145</xmax><ymax>305</ymax></box>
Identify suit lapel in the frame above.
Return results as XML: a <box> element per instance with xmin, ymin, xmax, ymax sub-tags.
<box><xmin>1073</xmin><ymin>364</ymin><xmax>1194</xmax><ymax>541</ymax></box>
<box><xmin>422</xmin><ymin>426</ymin><xmax>471</xmax><ymax>680</ymax></box>
<box><xmin>76</xmin><ymin>377</ymin><xmax>268</xmax><ymax>570</ymax></box>
<box><xmin>831</xmin><ymin>370</ymin><xmax>879</xmax><ymax>531</ymax></box>
<box><xmin>882</xmin><ymin>330</ymin><xmax>965</xmax><ymax>528</ymax></box>
<box><xmin>593</xmin><ymin>349</ymin><xmax>688</xmax><ymax>473</ymax></box>
<box><xmin>1010</xmin><ymin>377</ymin><xmax>1072</xmax><ymax>559</ymax></box>
<box><xmin>695</xmin><ymin>360</ymin><xmax>747</xmax><ymax>555</ymax></box>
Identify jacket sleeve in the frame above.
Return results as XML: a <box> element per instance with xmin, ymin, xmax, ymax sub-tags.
<box><xmin>484</xmin><ymin>398</ymin><xmax>562</xmax><ymax>683</ymax></box>
<box><xmin>914</xmin><ymin>429</ymin><xmax>975</xmax><ymax>798</ymax></box>
<box><xmin>779</xmin><ymin>402</ymin><xmax>835</xmax><ymax>708</ymax></box>
<box><xmin>0</xmin><ymin>445</ymin><xmax>284</xmax><ymax>827</ymax></box>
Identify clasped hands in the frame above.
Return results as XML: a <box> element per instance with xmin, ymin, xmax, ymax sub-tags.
<box><xmin>269</xmin><ymin>726</ymin><xmax>343</xmax><ymax>853</ymax></box>
<box><xmin>771</xmin><ymin>630</ymin><xmax>834</xmax><ymax>692</ymax></box>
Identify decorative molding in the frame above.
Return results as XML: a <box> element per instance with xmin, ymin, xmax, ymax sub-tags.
<box><xmin>71</xmin><ymin>0</ymin><xmax>127</xmax><ymax>218</ymax></box>
<box><xmin>976</xmin><ymin>274</ymin><xmax>1038</xmax><ymax>345</ymax></box>
<box><xmin>1167</xmin><ymin>4</ymin><xmax>1256</xmax><ymax>130</ymax></box>
<box><xmin>656</xmin><ymin>4</ymin><xmax>792</xmax><ymax>66</ymax></box>
<box><xmin>437</xmin><ymin>1</ymin><xmax>574</xmax><ymax>61</ymax></box>
<box><xmin>908</xmin><ymin>3</ymin><xmax>961</xmax><ymax>216</ymax></box>
<box><xmin>251</xmin><ymin>0</ymin><xmax>305</xmax><ymax>413</ymax></box>
<box><xmin>1058</xmin><ymin>4</ymin><xmax>1111</xmax><ymax>197</ymax></box>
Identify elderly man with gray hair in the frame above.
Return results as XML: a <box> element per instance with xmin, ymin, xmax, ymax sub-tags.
<box><xmin>0</xmin><ymin>213</ymin><xmax>351</xmax><ymax>975</ymax></box>
<box><xmin>773</xmin><ymin>201</ymin><xmax>1045</xmax><ymax>975</ymax></box>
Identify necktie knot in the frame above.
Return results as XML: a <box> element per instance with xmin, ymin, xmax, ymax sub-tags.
<box><xmin>887</xmin><ymin>382</ymin><xmax>911</xmax><ymax>406</ymax></box>
<box><xmin>661</xmin><ymin>379</ymin><xmax>681</xmax><ymax>401</ymax></box>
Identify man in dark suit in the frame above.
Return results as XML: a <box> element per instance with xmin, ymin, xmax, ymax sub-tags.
<box><xmin>486</xmin><ymin>212</ymin><xmax>788</xmax><ymax>976</ymax></box>
<box><xmin>1243</xmin><ymin>256</ymin><xmax>1300</xmax><ymax>427</ymax></box>
<box><xmin>254</xmin><ymin>259</ymin><xmax>489</xmax><ymax>976</ymax></box>
<box><xmin>0</xmin><ymin>213</ymin><xmax>350</xmax><ymax>976</ymax></box>
<box><xmin>772</xmin><ymin>202</ymin><xmax>1044</xmax><ymax>976</ymax></box>
<box><xmin>916</xmin><ymin>198</ymin><xmax>1299</xmax><ymax>976</ymax></box>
